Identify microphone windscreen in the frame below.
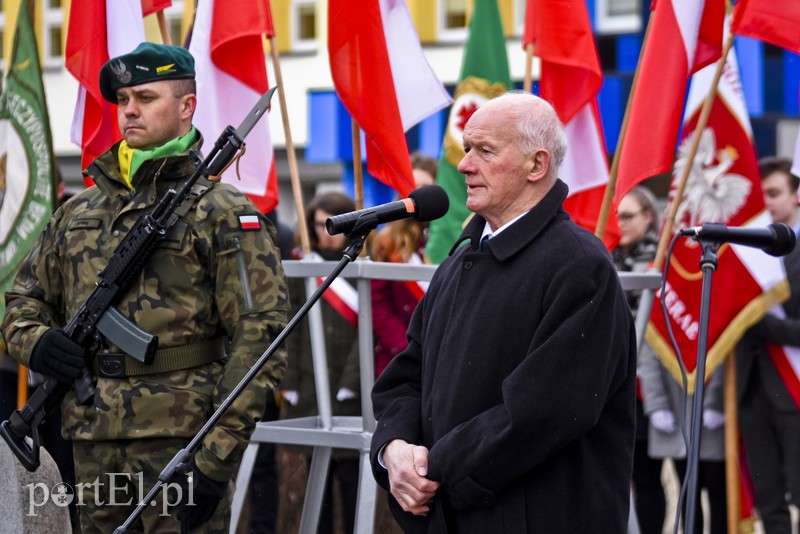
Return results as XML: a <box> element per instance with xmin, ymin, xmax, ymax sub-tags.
<box><xmin>769</xmin><ymin>222</ymin><xmax>797</xmax><ymax>256</ymax></box>
<box><xmin>409</xmin><ymin>185</ymin><xmax>449</xmax><ymax>222</ymax></box>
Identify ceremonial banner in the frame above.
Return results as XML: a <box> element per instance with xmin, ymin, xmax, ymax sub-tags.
<box><xmin>66</xmin><ymin>0</ymin><xmax>146</xmax><ymax>175</ymax></box>
<box><xmin>0</xmin><ymin>2</ymin><xmax>57</xmax><ymax>325</ymax></box>
<box><xmin>328</xmin><ymin>0</ymin><xmax>451</xmax><ymax>197</ymax></box>
<box><xmin>646</xmin><ymin>47</ymin><xmax>788</xmax><ymax>389</ymax></box>
<box><xmin>524</xmin><ymin>0</ymin><xmax>618</xmax><ymax>248</ymax></box>
<box><xmin>425</xmin><ymin>0</ymin><xmax>511</xmax><ymax>264</ymax></box>
<box><xmin>189</xmin><ymin>0</ymin><xmax>279</xmax><ymax>213</ymax></box>
<box><xmin>615</xmin><ymin>0</ymin><xmax>724</xmax><ymax>206</ymax></box>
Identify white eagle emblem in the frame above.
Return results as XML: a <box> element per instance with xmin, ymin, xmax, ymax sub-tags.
<box><xmin>110</xmin><ymin>60</ymin><xmax>132</xmax><ymax>84</ymax></box>
<box><xmin>670</xmin><ymin>127</ymin><xmax>751</xmax><ymax>233</ymax></box>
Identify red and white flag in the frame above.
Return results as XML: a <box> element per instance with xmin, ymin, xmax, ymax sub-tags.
<box><xmin>646</xmin><ymin>37</ymin><xmax>789</xmax><ymax>389</ymax></box>
<box><xmin>328</xmin><ymin>0</ymin><xmax>451</xmax><ymax>197</ymax></box>
<box><xmin>615</xmin><ymin>0</ymin><xmax>724</xmax><ymax>206</ymax></box>
<box><xmin>189</xmin><ymin>0</ymin><xmax>279</xmax><ymax>213</ymax></box>
<box><xmin>523</xmin><ymin>0</ymin><xmax>619</xmax><ymax>249</ymax></box>
<box><xmin>66</xmin><ymin>0</ymin><xmax>146</xmax><ymax>177</ymax></box>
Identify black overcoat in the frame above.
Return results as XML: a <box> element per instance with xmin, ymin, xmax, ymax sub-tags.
<box><xmin>371</xmin><ymin>180</ymin><xmax>637</xmax><ymax>533</ymax></box>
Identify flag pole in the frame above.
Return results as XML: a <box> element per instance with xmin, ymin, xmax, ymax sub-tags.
<box><xmin>594</xmin><ymin>17</ymin><xmax>654</xmax><ymax>240</ymax></box>
<box><xmin>156</xmin><ymin>10</ymin><xmax>172</xmax><ymax>45</ymax></box>
<box><xmin>267</xmin><ymin>35</ymin><xmax>310</xmax><ymax>255</ymax></box>
<box><xmin>523</xmin><ymin>43</ymin><xmax>535</xmax><ymax>93</ymax></box>
<box><xmin>651</xmin><ymin>31</ymin><xmax>734</xmax><ymax>271</ymax></box>
<box><xmin>352</xmin><ymin>119</ymin><xmax>364</xmax><ymax>211</ymax></box>
<box><xmin>725</xmin><ymin>356</ymin><xmax>742</xmax><ymax>534</ymax></box>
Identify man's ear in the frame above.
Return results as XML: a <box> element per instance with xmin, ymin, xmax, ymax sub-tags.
<box><xmin>181</xmin><ymin>94</ymin><xmax>197</xmax><ymax>121</ymax></box>
<box><xmin>528</xmin><ymin>149</ymin><xmax>551</xmax><ymax>183</ymax></box>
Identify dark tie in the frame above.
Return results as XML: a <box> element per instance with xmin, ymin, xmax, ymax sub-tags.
<box><xmin>480</xmin><ymin>235</ymin><xmax>491</xmax><ymax>252</ymax></box>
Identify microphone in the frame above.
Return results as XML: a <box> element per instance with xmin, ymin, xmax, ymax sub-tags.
<box><xmin>680</xmin><ymin>222</ymin><xmax>796</xmax><ymax>257</ymax></box>
<box><xmin>325</xmin><ymin>185</ymin><xmax>449</xmax><ymax>236</ymax></box>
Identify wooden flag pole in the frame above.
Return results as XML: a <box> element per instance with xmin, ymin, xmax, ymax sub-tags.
<box><xmin>651</xmin><ymin>30</ymin><xmax>734</xmax><ymax>272</ymax></box>
<box><xmin>523</xmin><ymin>43</ymin><xmax>535</xmax><ymax>94</ymax></box>
<box><xmin>351</xmin><ymin>119</ymin><xmax>364</xmax><ymax>211</ymax></box>
<box><xmin>267</xmin><ymin>35</ymin><xmax>310</xmax><ymax>255</ymax></box>
<box><xmin>156</xmin><ymin>10</ymin><xmax>172</xmax><ymax>45</ymax></box>
<box><xmin>594</xmin><ymin>17</ymin><xmax>654</xmax><ymax>240</ymax></box>
<box><xmin>725</xmin><ymin>356</ymin><xmax>742</xmax><ymax>534</ymax></box>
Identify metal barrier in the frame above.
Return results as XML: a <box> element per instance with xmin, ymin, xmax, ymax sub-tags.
<box><xmin>231</xmin><ymin>259</ymin><xmax>662</xmax><ymax>533</ymax></box>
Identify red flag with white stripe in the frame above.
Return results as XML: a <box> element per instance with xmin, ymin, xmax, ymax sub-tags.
<box><xmin>524</xmin><ymin>0</ymin><xmax>619</xmax><ymax>249</ymax></box>
<box><xmin>328</xmin><ymin>0</ymin><xmax>451</xmax><ymax>197</ymax></box>
<box><xmin>66</xmin><ymin>0</ymin><xmax>146</xmax><ymax>178</ymax></box>
<box><xmin>646</xmin><ymin>34</ymin><xmax>789</xmax><ymax>389</ymax></box>
<box><xmin>189</xmin><ymin>0</ymin><xmax>279</xmax><ymax>213</ymax></box>
<box><xmin>615</xmin><ymin>0</ymin><xmax>724</xmax><ymax>206</ymax></box>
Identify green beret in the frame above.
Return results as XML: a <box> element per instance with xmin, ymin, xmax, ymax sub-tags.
<box><xmin>99</xmin><ymin>42</ymin><xmax>195</xmax><ymax>103</ymax></box>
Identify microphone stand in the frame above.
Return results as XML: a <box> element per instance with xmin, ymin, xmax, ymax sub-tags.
<box><xmin>683</xmin><ymin>238</ymin><xmax>719</xmax><ymax>534</ymax></box>
<box><xmin>114</xmin><ymin>224</ymin><xmax>372</xmax><ymax>533</ymax></box>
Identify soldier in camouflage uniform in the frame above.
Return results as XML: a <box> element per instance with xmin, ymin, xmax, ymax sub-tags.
<box><xmin>1</xmin><ymin>42</ymin><xmax>289</xmax><ymax>533</ymax></box>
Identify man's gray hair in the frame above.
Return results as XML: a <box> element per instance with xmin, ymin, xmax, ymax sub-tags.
<box><xmin>501</xmin><ymin>91</ymin><xmax>567</xmax><ymax>176</ymax></box>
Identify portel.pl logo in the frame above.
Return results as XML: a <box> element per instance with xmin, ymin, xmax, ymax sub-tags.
<box><xmin>25</xmin><ymin>472</ymin><xmax>194</xmax><ymax>517</ymax></box>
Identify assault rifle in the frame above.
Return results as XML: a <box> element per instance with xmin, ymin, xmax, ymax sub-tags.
<box><xmin>1</xmin><ymin>87</ymin><xmax>277</xmax><ymax>472</ymax></box>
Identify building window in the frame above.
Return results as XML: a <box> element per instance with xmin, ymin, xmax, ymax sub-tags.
<box><xmin>438</xmin><ymin>0</ymin><xmax>468</xmax><ymax>42</ymax></box>
<box><xmin>595</xmin><ymin>0</ymin><xmax>641</xmax><ymax>34</ymax></box>
<box><xmin>42</xmin><ymin>0</ymin><xmax>63</xmax><ymax>67</ymax></box>
<box><xmin>291</xmin><ymin>0</ymin><xmax>317</xmax><ymax>52</ymax></box>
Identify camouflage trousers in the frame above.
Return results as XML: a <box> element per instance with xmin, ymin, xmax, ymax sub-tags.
<box><xmin>72</xmin><ymin>438</ymin><xmax>233</xmax><ymax>533</ymax></box>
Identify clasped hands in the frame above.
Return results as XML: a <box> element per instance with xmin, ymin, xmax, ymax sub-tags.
<box><xmin>383</xmin><ymin>439</ymin><xmax>441</xmax><ymax>516</ymax></box>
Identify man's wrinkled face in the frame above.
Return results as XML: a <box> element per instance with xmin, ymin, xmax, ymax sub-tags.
<box><xmin>457</xmin><ymin>105</ymin><xmax>536</xmax><ymax>229</ymax></box>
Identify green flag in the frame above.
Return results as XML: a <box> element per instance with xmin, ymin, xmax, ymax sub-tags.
<box><xmin>0</xmin><ymin>2</ymin><xmax>57</xmax><ymax>333</ymax></box>
<box><xmin>425</xmin><ymin>0</ymin><xmax>511</xmax><ymax>264</ymax></box>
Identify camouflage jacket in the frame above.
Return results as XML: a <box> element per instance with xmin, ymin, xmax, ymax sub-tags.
<box><xmin>1</xmin><ymin>134</ymin><xmax>289</xmax><ymax>482</ymax></box>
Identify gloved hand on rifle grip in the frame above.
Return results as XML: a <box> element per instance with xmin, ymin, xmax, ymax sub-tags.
<box><xmin>29</xmin><ymin>328</ymin><xmax>85</xmax><ymax>383</ymax></box>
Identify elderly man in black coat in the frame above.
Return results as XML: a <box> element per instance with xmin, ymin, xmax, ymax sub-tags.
<box><xmin>370</xmin><ymin>92</ymin><xmax>637</xmax><ymax>533</ymax></box>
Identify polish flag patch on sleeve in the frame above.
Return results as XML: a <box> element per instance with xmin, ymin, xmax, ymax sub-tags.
<box><xmin>239</xmin><ymin>215</ymin><xmax>261</xmax><ymax>231</ymax></box>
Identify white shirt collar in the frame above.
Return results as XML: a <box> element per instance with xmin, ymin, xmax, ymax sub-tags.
<box><xmin>482</xmin><ymin>211</ymin><xmax>528</xmax><ymax>240</ymax></box>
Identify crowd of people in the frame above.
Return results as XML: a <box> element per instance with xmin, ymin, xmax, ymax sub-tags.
<box><xmin>1</xmin><ymin>41</ymin><xmax>800</xmax><ymax>534</ymax></box>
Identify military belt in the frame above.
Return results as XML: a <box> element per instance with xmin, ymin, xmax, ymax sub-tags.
<box><xmin>92</xmin><ymin>338</ymin><xmax>225</xmax><ymax>378</ymax></box>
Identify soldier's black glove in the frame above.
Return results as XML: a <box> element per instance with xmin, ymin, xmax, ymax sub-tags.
<box><xmin>29</xmin><ymin>329</ymin><xmax>85</xmax><ymax>383</ymax></box>
<box><xmin>185</xmin><ymin>464</ymin><xmax>228</xmax><ymax>529</ymax></box>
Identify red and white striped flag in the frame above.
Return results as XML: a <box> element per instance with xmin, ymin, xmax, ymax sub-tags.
<box><xmin>646</xmin><ymin>36</ymin><xmax>789</xmax><ymax>389</ymax></box>
<box><xmin>66</xmin><ymin>0</ymin><xmax>146</xmax><ymax>178</ymax></box>
<box><xmin>189</xmin><ymin>0</ymin><xmax>279</xmax><ymax>213</ymax></box>
<box><xmin>523</xmin><ymin>0</ymin><xmax>619</xmax><ymax>249</ymax></box>
<box><xmin>328</xmin><ymin>0</ymin><xmax>451</xmax><ymax>197</ymax></box>
<box><xmin>615</xmin><ymin>0</ymin><xmax>724</xmax><ymax>206</ymax></box>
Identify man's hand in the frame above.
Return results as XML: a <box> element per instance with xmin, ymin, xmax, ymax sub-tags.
<box><xmin>29</xmin><ymin>328</ymin><xmax>84</xmax><ymax>383</ymax></box>
<box><xmin>383</xmin><ymin>439</ymin><xmax>441</xmax><ymax>516</ymax></box>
